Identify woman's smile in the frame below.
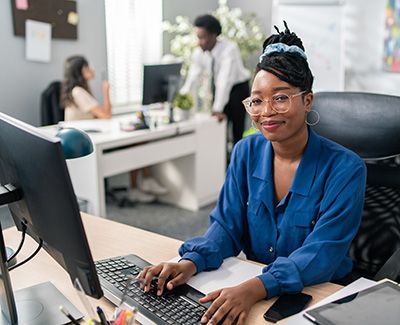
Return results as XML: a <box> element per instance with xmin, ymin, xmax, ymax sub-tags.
<box><xmin>259</xmin><ymin>119</ymin><xmax>285</xmax><ymax>131</ymax></box>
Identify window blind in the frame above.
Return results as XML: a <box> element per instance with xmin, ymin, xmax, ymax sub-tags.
<box><xmin>105</xmin><ymin>0</ymin><xmax>162</xmax><ymax>106</ymax></box>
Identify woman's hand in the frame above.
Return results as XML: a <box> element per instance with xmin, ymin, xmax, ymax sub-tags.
<box><xmin>137</xmin><ymin>259</ymin><xmax>197</xmax><ymax>295</ymax></box>
<box><xmin>199</xmin><ymin>277</ymin><xmax>266</xmax><ymax>325</ymax></box>
<box><xmin>102</xmin><ymin>80</ymin><xmax>110</xmax><ymax>95</ymax></box>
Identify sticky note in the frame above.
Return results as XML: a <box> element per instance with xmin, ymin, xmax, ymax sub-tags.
<box><xmin>67</xmin><ymin>12</ymin><xmax>79</xmax><ymax>26</ymax></box>
<box><xmin>16</xmin><ymin>0</ymin><xmax>28</xmax><ymax>10</ymax></box>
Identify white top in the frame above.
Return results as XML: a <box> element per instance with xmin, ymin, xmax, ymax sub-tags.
<box><xmin>64</xmin><ymin>86</ymin><xmax>98</xmax><ymax>121</ymax></box>
<box><xmin>180</xmin><ymin>38</ymin><xmax>250</xmax><ymax>113</ymax></box>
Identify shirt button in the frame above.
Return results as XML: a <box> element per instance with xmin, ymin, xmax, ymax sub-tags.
<box><xmin>311</xmin><ymin>219</ymin><xmax>316</xmax><ymax>226</ymax></box>
<box><xmin>268</xmin><ymin>246</ymin><xmax>274</xmax><ymax>253</ymax></box>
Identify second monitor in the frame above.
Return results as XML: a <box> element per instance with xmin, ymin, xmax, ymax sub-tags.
<box><xmin>142</xmin><ymin>63</ymin><xmax>182</xmax><ymax>106</ymax></box>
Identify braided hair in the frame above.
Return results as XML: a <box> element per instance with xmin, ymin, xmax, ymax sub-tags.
<box><xmin>257</xmin><ymin>21</ymin><xmax>314</xmax><ymax>93</ymax></box>
<box><xmin>61</xmin><ymin>55</ymin><xmax>91</xmax><ymax>107</ymax></box>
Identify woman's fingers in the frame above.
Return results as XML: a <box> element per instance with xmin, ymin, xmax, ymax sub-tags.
<box><xmin>200</xmin><ymin>291</ymin><xmax>224</xmax><ymax>323</ymax></box>
<box><xmin>166</xmin><ymin>272</ymin><xmax>187</xmax><ymax>290</ymax></box>
<box><xmin>208</xmin><ymin>301</ymin><xmax>232</xmax><ymax>325</ymax></box>
<box><xmin>199</xmin><ymin>289</ymin><xmax>221</xmax><ymax>303</ymax></box>
<box><xmin>236</xmin><ymin>311</ymin><xmax>247</xmax><ymax>325</ymax></box>
<box><xmin>157</xmin><ymin>266</ymin><xmax>174</xmax><ymax>295</ymax></box>
<box><xmin>221</xmin><ymin>306</ymin><xmax>242</xmax><ymax>325</ymax></box>
<box><xmin>141</xmin><ymin>264</ymin><xmax>162</xmax><ymax>292</ymax></box>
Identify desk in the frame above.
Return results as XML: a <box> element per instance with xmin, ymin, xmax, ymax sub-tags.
<box><xmin>41</xmin><ymin>112</ymin><xmax>227</xmax><ymax>217</ymax></box>
<box><xmin>5</xmin><ymin>213</ymin><xmax>342</xmax><ymax>324</ymax></box>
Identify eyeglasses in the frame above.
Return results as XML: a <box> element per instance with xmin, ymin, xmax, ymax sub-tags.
<box><xmin>242</xmin><ymin>91</ymin><xmax>307</xmax><ymax>116</ymax></box>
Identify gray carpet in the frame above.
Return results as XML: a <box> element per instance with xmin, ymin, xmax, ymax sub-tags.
<box><xmin>106</xmin><ymin>201</ymin><xmax>213</xmax><ymax>241</ymax></box>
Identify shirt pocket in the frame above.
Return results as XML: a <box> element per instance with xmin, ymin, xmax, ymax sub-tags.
<box><xmin>285</xmin><ymin>209</ymin><xmax>319</xmax><ymax>246</ymax></box>
<box><xmin>290</xmin><ymin>210</ymin><xmax>318</xmax><ymax>228</ymax></box>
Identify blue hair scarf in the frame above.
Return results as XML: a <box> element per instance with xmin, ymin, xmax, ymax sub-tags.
<box><xmin>259</xmin><ymin>43</ymin><xmax>307</xmax><ymax>63</ymax></box>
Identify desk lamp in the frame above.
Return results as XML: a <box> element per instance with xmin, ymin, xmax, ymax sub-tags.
<box><xmin>56</xmin><ymin>127</ymin><xmax>94</xmax><ymax>159</ymax></box>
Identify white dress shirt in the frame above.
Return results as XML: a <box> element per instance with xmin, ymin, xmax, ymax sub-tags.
<box><xmin>180</xmin><ymin>38</ymin><xmax>250</xmax><ymax>113</ymax></box>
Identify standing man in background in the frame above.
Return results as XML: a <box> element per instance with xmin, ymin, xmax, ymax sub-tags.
<box><xmin>180</xmin><ymin>14</ymin><xmax>250</xmax><ymax>146</ymax></box>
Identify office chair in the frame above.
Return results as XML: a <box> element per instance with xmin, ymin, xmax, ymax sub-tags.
<box><xmin>311</xmin><ymin>91</ymin><xmax>400</xmax><ymax>283</ymax></box>
<box><xmin>40</xmin><ymin>81</ymin><xmax>64</xmax><ymax>126</ymax></box>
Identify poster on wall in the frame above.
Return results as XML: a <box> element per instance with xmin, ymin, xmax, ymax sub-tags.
<box><xmin>25</xmin><ymin>19</ymin><xmax>51</xmax><ymax>62</ymax></box>
<box><xmin>383</xmin><ymin>0</ymin><xmax>400</xmax><ymax>72</ymax></box>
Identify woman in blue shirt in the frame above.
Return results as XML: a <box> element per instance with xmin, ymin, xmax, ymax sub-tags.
<box><xmin>138</xmin><ymin>22</ymin><xmax>366</xmax><ymax>324</ymax></box>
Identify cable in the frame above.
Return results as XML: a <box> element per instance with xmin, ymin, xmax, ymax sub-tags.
<box><xmin>8</xmin><ymin>238</ymin><xmax>43</xmax><ymax>271</ymax></box>
<box><xmin>7</xmin><ymin>221</ymin><xmax>27</xmax><ymax>263</ymax></box>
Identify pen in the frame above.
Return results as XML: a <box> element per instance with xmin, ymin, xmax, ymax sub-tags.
<box><xmin>96</xmin><ymin>306</ymin><xmax>109</xmax><ymax>325</ymax></box>
<box><xmin>59</xmin><ymin>305</ymin><xmax>80</xmax><ymax>325</ymax></box>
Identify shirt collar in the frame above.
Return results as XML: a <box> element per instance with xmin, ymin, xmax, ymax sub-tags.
<box><xmin>251</xmin><ymin>128</ymin><xmax>322</xmax><ymax>197</ymax></box>
<box><xmin>251</xmin><ymin>137</ymin><xmax>274</xmax><ymax>183</ymax></box>
<box><xmin>291</xmin><ymin>128</ymin><xmax>321</xmax><ymax>196</ymax></box>
<box><xmin>210</xmin><ymin>38</ymin><xmax>225</xmax><ymax>57</ymax></box>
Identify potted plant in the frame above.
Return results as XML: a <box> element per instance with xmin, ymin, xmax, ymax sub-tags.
<box><xmin>173</xmin><ymin>93</ymin><xmax>194</xmax><ymax>120</ymax></box>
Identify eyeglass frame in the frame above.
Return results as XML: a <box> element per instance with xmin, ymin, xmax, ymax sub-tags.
<box><xmin>242</xmin><ymin>90</ymin><xmax>308</xmax><ymax>116</ymax></box>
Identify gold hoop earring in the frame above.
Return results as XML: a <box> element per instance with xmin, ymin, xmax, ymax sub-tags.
<box><xmin>306</xmin><ymin>110</ymin><xmax>320</xmax><ymax>126</ymax></box>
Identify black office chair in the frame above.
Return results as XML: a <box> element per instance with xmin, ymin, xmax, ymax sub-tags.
<box><xmin>40</xmin><ymin>81</ymin><xmax>64</xmax><ymax>126</ymax></box>
<box><xmin>311</xmin><ymin>91</ymin><xmax>400</xmax><ymax>283</ymax></box>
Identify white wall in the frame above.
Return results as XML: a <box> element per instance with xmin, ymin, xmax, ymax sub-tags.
<box><xmin>344</xmin><ymin>0</ymin><xmax>400</xmax><ymax>96</ymax></box>
<box><xmin>272</xmin><ymin>0</ymin><xmax>400</xmax><ymax>96</ymax></box>
<box><xmin>0</xmin><ymin>0</ymin><xmax>107</xmax><ymax>126</ymax></box>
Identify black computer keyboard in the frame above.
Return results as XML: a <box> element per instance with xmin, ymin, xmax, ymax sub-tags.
<box><xmin>95</xmin><ymin>255</ymin><xmax>209</xmax><ymax>325</ymax></box>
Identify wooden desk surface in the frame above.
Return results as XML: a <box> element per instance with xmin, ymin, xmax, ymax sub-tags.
<box><xmin>4</xmin><ymin>213</ymin><xmax>341</xmax><ymax>324</ymax></box>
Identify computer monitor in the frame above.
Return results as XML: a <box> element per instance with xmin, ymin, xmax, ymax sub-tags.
<box><xmin>142</xmin><ymin>63</ymin><xmax>183</xmax><ymax>106</ymax></box>
<box><xmin>0</xmin><ymin>112</ymin><xmax>102</xmax><ymax>323</ymax></box>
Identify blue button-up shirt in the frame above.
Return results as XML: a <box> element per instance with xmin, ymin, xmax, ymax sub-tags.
<box><xmin>179</xmin><ymin>129</ymin><xmax>366</xmax><ymax>298</ymax></box>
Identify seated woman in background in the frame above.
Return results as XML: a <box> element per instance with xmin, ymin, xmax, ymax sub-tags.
<box><xmin>61</xmin><ymin>55</ymin><xmax>112</xmax><ymax>120</ymax></box>
<box><xmin>137</xmin><ymin>22</ymin><xmax>367</xmax><ymax>324</ymax></box>
<box><xmin>61</xmin><ymin>55</ymin><xmax>167</xmax><ymax>203</ymax></box>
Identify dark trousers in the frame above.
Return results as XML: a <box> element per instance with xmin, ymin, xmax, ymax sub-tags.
<box><xmin>223</xmin><ymin>80</ymin><xmax>250</xmax><ymax>146</ymax></box>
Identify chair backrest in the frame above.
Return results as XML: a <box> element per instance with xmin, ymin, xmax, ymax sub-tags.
<box><xmin>311</xmin><ymin>91</ymin><xmax>400</xmax><ymax>280</ymax></box>
<box><xmin>40</xmin><ymin>81</ymin><xmax>64</xmax><ymax>126</ymax></box>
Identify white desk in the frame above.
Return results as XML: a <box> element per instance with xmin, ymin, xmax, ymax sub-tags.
<box><xmin>42</xmin><ymin>112</ymin><xmax>226</xmax><ymax>217</ymax></box>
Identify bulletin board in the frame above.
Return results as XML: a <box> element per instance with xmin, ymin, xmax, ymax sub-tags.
<box><xmin>11</xmin><ymin>0</ymin><xmax>78</xmax><ymax>39</ymax></box>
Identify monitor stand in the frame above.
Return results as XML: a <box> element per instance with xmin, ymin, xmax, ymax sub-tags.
<box><xmin>0</xmin><ymin>282</ymin><xmax>84</xmax><ymax>325</ymax></box>
<box><xmin>0</xmin><ymin>186</ymin><xmax>83</xmax><ymax>324</ymax></box>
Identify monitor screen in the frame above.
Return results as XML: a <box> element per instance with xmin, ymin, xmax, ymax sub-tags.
<box><xmin>142</xmin><ymin>63</ymin><xmax>183</xmax><ymax>105</ymax></box>
<box><xmin>0</xmin><ymin>112</ymin><xmax>102</xmax><ymax>299</ymax></box>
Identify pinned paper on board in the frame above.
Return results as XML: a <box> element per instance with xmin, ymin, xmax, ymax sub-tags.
<box><xmin>67</xmin><ymin>11</ymin><xmax>78</xmax><ymax>26</ymax></box>
<box><xmin>16</xmin><ymin>0</ymin><xmax>29</xmax><ymax>10</ymax></box>
<box><xmin>25</xmin><ymin>19</ymin><xmax>51</xmax><ymax>62</ymax></box>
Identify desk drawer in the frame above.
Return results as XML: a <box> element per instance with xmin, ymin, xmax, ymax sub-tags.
<box><xmin>101</xmin><ymin>133</ymin><xmax>196</xmax><ymax>177</ymax></box>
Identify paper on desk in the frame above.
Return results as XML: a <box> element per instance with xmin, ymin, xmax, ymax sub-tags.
<box><xmin>169</xmin><ymin>256</ymin><xmax>263</xmax><ymax>294</ymax></box>
<box><xmin>58</xmin><ymin>119</ymin><xmax>114</xmax><ymax>133</ymax></box>
<box><xmin>281</xmin><ymin>277</ymin><xmax>377</xmax><ymax>324</ymax></box>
